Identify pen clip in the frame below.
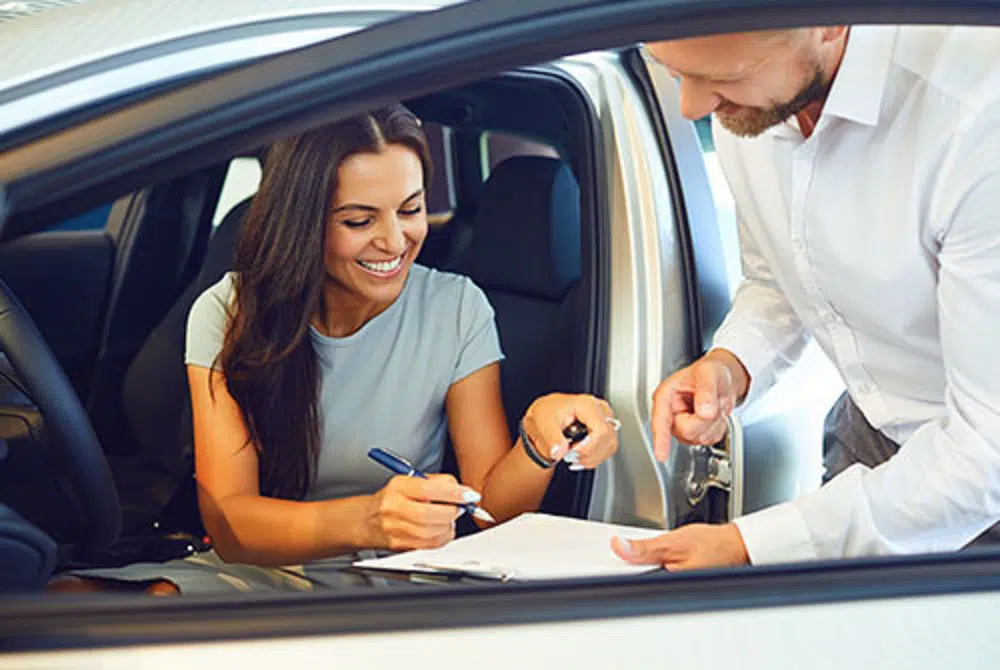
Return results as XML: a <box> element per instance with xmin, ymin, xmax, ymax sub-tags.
<box><xmin>369</xmin><ymin>446</ymin><xmax>422</xmax><ymax>477</ymax></box>
<box><xmin>414</xmin><ymin>561</ymin><xmax>514</xmax><ymax>582</ymax></box>
<box><xmin>381</xmin><ymin>447</ymin><xmax>414</xmax><ymax>469</ymax></box>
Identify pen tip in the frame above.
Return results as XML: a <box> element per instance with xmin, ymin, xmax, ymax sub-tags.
<box><xmin>473</xmin><ymin>507</ymin><xmax>497</xmax><ymax>524</ymax></box>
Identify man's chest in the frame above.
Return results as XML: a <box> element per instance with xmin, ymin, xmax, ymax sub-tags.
<box><xmin>726</xmin><ymin>122</ymin><xmax>948</xmax><ymax>322</ymax></box>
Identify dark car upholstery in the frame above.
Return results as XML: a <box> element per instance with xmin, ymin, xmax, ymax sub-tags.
<box><xmin>113</xmin><ymin>198</ymin><xmax>248</xmax><ymax>534</ymax></box>
<box><xmin>452</xmin><ymin>156</ymin><xmax>589</xmax><ymax>516</ymax></box>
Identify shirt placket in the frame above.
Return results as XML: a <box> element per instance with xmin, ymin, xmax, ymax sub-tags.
<box><xmin>789</xmin><ymin>130</ymin><xmax>889</xmax><ymax>427</ymax></box>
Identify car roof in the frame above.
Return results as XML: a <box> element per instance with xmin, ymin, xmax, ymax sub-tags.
<box><xmin>0</xmin><ymin>0</ymin><xmax>456</xmax><ymax>133</ymax></box>
<box><xmin>0</xmin><ymin>0</ymin><xmax>87</xmax><ymax>24</ymax></box>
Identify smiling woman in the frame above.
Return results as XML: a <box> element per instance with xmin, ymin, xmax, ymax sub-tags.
<box><xmin>52</xmin><ymin>103</ymin><xmax>620</xmax><ymax>595</ymax></box>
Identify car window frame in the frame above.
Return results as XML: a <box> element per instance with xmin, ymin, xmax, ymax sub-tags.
<box><xmin>2</xmin><ymin>0</ymin><xmax>1000</xmax><ymax>654</ymax></box>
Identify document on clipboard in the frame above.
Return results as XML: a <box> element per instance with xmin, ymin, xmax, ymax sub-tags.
<box><xmin>351</xmin><ymin>513</ymin><xmax>665</xmax><ymax>581</ymax></box>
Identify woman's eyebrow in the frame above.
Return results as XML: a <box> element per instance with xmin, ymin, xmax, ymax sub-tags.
<box><xmin>332</xmin><ymin>189</ymin><xmax>425</xmax><ymax>214</ymax></box>
<box><xmin>401</xmin><ymin>188</ymin><xmax>425</xmax><ymax>203</ymax></box>
<box><xmin>332</xmin><ymin>203</ymin><xmax>377</xmax><ymax>214</ymax></box>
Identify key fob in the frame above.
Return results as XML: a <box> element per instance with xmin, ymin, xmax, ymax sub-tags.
<box><xmin>563</xmin><ymin>420</ymin><xmax>589</xmax><ymax>444</ymax></box>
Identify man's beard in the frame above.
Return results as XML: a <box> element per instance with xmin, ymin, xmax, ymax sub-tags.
<box><xmin>715</xmin><ymin>67</ymin><xmax>830</xmax><ymax>137</ymax></box>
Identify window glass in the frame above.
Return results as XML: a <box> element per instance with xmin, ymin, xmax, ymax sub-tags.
<box><xmin>212</xmin><ymin>157</ymin><xmax>262</xmax><ymax>228</ymax></box>
<box><xmin>49</xmin><ymin>203</ymin><xmax>112</xmax><ymax>231</ymax></box>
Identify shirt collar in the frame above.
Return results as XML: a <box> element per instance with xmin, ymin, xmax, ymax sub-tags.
<box><xmin>765</xmin><ymin>25</ymin><xmax>896</xmax><ymax>140</ymax></box>
<box><xmin>821</xmin><ymin>25</ymin><xmax>896</xmax><ymax>127</ymax></box>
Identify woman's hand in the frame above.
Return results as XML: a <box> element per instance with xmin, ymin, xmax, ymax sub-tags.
<box><xmin>364</xmin><ymin>474</ymin><xmax>480</xmax><ymax>551</ymax></box>
<box><xmin>522</xmin><ymin>393</ymin><xmax>620</xmax><ymax>470</ymax></box>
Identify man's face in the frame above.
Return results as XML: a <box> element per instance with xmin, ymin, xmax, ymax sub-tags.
<box><xmin>646</xmin><ymin>30</ymin><xmax>833</xmax><ymax>137</ymax></box>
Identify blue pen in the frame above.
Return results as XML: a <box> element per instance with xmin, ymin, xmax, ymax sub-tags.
<box><xmin>368</xmin><ymin>447</ymin><xmax>496</xmax><ymax>523</ymax></box>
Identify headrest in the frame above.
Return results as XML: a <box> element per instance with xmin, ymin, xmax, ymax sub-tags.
<box><xmin>202</xmin><ymin>196</ymin><xmax>251</xmax><ymax>283</ymax></box>
<box><xmin>461</xmin><ymin>156</ymin><xmax>581</xmax><ymax>300</ymax></box>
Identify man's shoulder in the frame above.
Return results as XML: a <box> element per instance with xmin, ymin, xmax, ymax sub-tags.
<box><xmin>893</xmin><ymin>25</ymin><xmax>1000</xmax><ymax>108</ymax></box>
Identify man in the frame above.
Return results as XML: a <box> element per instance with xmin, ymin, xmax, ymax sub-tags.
<box><xmin>612</xmin><ymin>26</ymin><xmax>1000</xmax><ymax>570</ymax></box>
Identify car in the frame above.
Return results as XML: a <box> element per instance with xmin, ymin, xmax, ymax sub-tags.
<box><xmin>0</xmin><ymin>0</ymin><xmax>998</xmax><ymax>667</ymax></box>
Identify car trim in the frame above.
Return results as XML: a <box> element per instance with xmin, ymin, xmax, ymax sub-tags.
<box><xmin>5</xmin><ymin>0</ymin><xmax>1000</xmax><ymax>238</ymax></box>
<box><xmin>4</xmin><ymin>550</ymin><xmax>1000</xmax><ymax>651</ymax></box>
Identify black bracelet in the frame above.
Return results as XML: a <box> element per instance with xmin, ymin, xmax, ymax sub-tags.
<box><xmin>519</xmin><ymin>418</ymin><xmax>554</xmax><ymax>469</ymax></box>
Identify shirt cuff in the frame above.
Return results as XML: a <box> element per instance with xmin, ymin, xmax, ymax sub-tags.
<box><xmin>733</xmin><ymin>501</ymin><xmax>818</xmax><ymax>565</ymax></box>
<box><xmin>711</xmin><ymin>325</ymin><xmax>775</xmax><ymax>402</ymax></box>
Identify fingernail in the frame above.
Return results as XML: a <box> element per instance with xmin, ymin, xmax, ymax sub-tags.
<box><xmin>462</xmin><ymin>489</ymin><xmax>482</xmax><ymax>503</ymax></box>
<box><xmin>696</xmin><ymin>402</ymin><xmax>715</xmax><ymax>418</ymax></box>
<box><xmin>549</xmin><ymin>444</ymin><xmax>563</xmax><ymax>459</ymax></box>
<box><xmin>569</xmin><ymin>463</ymin><xmax>585</xmax><ymax>471</ymax></box>
<box><xmin>616</xmin><ymin>537</ymin><xmax>636</xmax><ymax>556</ymax></box>
<box><xmin>563</xmin><ymin>450</ymin><xmax>580</xmax><ymax>464</ymax></box>
<box><xmin>456</xmin><ymin>507</ymin><xmax>467</xmax><ymax>519</ymax></box>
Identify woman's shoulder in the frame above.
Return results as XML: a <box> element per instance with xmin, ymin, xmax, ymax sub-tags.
<box><xmin>406</xmin><ymin>265</ymin><xmax>495</xmax><ymax>328</ymax></box>
<box><xmin>409</xmin><ymin>264</ymin><xmax>485</xmax><ymax>302</ymax></box>
<box><xmin>185</xmin><ymin>273</ymin><xmax>237</xmax><ymax>367</ymax></box>
<box><xmin>188</xmin><ymin>272</ymin><xmax>237</xmax><ymax>329</ymax></box>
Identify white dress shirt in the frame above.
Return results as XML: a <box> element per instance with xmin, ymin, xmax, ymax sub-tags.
<box><xmin>713</xmin><ymin>25</ymin><xmax>1000</xmax><ymax>563</ymax></box>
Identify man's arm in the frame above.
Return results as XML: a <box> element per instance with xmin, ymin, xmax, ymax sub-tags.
<box><xmin>737</xmin><ymin>122</ymin><xmax>1000</xmax><ymax>563</ymax></box>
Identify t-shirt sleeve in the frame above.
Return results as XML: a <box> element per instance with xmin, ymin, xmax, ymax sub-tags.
<box><xmin>184</xmin><ymin>276</ymin><xmax>234</xmax><ymax>369</ymax></box>
<box><xmin>451</xmin><ymin>278</ymin><xmax>505</xmax><ymax>384</ymax></box>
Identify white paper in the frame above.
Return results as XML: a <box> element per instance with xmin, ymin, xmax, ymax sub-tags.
<box><xmin>352</xmin><ymin>513</ymin><xmax>665</xmax><ymax>581</ymax></box>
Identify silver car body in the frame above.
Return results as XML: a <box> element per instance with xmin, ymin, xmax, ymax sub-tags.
<box><xmin>10</xmin><ymin>1</ymin><xmax>978</xmax><ymax>666</ymax></box>
<box><xmin>0</xmin><ymin>0</ymin><xmax>840</xmax><ymax>531</ymax></box>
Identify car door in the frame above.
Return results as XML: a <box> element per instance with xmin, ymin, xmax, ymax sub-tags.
<box><xmin>623</xmin><ymin>46</ymin><xmax>847</xmax><ymax>522</ymax></box>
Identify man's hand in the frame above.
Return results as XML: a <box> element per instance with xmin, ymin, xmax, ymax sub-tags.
<box><xmin>610</xmin><ymin>523</ymin><xmax>750</xmax><ymax>571</ymax></box>
<box><xmin>651</xmin><ymin>348</ymin><xmax>750</xmax><ymax>461</ymax></box>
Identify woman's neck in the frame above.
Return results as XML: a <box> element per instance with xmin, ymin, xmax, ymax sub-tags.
<box><xmin>312</xmin><ymin>285</ymin><xmax>392</xmax><ymax>338</ymax></box>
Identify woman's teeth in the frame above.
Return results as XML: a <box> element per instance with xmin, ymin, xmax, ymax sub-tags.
<box><xmin>358</xmin><ymin>256</ymin><xmax>403</xmax><ymax>273</ymax></box>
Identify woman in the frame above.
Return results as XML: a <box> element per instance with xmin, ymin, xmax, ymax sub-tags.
<box><xmin>55</xmin><ymin>104</ymin><xmax>619</xmax><ymax>594</ymax></box>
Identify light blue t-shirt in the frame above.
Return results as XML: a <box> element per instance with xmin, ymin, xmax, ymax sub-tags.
<box><xmin>185</xmin><ymin>264</ymin><xmax>505</xmax><ymax>500</ymax></box>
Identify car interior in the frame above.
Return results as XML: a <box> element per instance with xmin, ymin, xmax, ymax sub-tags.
<box><xmin>0</xmin><ymin>68</ymin><xmax>609</xmax><ymax>592</ymax></box>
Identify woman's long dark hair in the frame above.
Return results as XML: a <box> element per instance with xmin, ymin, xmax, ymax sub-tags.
<box><xmin>218</xmin><ymin>105</ymin><xmax>431</xmax><ymax>500</ymax></box>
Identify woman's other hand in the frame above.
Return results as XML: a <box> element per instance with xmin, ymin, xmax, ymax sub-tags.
<box><xmin>364</xmin><ymin>474</ymin><xmax>479</xmax><ymax>551</ymax></box>
<box><xmin>522</xmin><ymin>393</ymin><xmax>620</xmax><ymax>470</ymax></box>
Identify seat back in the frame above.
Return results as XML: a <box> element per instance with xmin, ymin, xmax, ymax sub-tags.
<box><xmin>454</xmin><ymin>156</ymin><xmax>589</xmax><ymax>516</ymax></box>
<box><xmin>112</xmin><ymin>198</ymin><xmax>249</xmax><ymax>534</ymax></box>
<box><xmin>86</xmin><ymin>169</ymin><xmax>226</xmax><ymax>460</ymax></box>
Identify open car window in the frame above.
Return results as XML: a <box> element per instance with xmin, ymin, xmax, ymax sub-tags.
<box><xmin>2</xmin><ymin>0</ymin><xmax>1000</xmax><ymax>666</ymax></box>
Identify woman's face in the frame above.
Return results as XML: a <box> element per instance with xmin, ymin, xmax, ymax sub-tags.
<box><xmin>324</xmin><ymin>143</ymin><xmax>428</xmax><ymax>311</ymax></box>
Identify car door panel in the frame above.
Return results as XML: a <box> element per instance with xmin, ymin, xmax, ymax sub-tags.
<box><xmin>635</xmin><ymin>48</ymin><xmax>845</xmax><ymax>520</ymax></box>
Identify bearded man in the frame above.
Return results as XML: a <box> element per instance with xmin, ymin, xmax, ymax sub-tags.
<box><xmin>612</xmin><ymin>26</ymin><xmax>1000</xmax><ymax>569</ymax></box>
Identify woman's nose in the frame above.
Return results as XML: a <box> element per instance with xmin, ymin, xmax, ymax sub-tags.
<box><xmin>376</xmin><ymin>215</ymin><xmax>407</xmax><ymax>253</ymax></box>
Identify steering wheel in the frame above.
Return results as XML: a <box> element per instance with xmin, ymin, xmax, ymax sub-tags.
<box><xmin>0</xmin><ymin>278</ymin><xmax>120</xmax><ymax>549</ymax></box>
